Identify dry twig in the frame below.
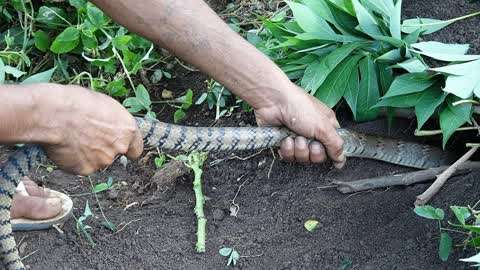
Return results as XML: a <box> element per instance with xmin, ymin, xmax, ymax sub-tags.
<box><xmin>415</xmin><ymin>147</ymin><xmax>479</xmax><ymax>206</ymax></box>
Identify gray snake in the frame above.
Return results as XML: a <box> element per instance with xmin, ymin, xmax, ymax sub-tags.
<box><xmin>0</xmin><ymin>117</ymin><xmax>454</xmax><ymax>269</ymax></box>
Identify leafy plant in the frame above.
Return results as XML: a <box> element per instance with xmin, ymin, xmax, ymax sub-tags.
<box><xmin>75</xmin><ymin>200</ymin><xmax>95</xmax><ymax>246</ymax></box>
<box><xmin>414</xmin><ymin>204</ymin><xmax>480</xmax><ymax>263</ymax></box>
<box><xmin>173</xmin><ymin>89</ymin><xmax>193</xmax><ymax>123</ymax></box>
<box><xmin>219</xmin><ymin>247</ymin><xmax>241</xmax><ymax>266</ymax></box>
<box><xmin>92</xmin><ymin>176</ymin><xmax>114</xmax><ymax>193</ymax></box>
<box><xmin>253</xmin><ymin>0</ymin><xmax>480</xmax><ymax>145</ymax></box>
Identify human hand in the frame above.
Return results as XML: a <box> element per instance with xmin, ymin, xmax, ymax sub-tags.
<box><xmin>33</xmin><ymin>84</ymin><xmax>143</xmax><ymax>175</ymax></box>
<box><xmin>254</xmin><ymin>84</ymin><xmax>345</xmax><ymax>168</ymax></box>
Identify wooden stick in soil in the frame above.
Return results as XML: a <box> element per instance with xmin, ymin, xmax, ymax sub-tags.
<box><xmin>333</xmin><ymin>161</ymin><xmax>480</xmax><ymax>194</ymax></box>
<box><xmin>415</xmin><ymin>146</ymin><xmax>479</xmax><ymax>206</ymax></box>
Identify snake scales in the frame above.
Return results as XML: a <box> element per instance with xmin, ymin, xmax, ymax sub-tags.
<box><xmin>0</xmin><ymin>117</ymin><xmax>454</xmax><ymax>269</ymax></box>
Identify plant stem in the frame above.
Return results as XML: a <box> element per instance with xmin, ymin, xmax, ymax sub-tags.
<box><xmin>184</xmin><ymin>152</ymin><xmax>208</xmax><ymax>253</ymax></box>
<box><xmin>415</xmin><ymin>127</ymin><xmax>478</xmax><ymax>136</ymax></box>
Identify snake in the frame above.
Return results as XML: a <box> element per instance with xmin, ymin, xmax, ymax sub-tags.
<box><xmin>0</xmin><ymin>117</ymin><xmax>454</xmax><ymax>269</ymax></box>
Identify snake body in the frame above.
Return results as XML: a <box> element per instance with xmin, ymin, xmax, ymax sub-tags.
<box><xmin>0</xmin><ymin>117</ymin><xmax>454</xmax><ymax>269</ymax></box>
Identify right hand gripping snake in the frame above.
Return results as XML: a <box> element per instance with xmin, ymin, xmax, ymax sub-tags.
<box><xmin>0</xmin><ymin>117</ymin><xmax>454</xmax><ymax>269</ymax></box>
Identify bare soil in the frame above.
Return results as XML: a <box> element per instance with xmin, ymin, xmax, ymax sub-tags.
<box><xmin>6</xmin><ymin>0</ymin><xmax>480</xmax><ymax>269</ymax></box>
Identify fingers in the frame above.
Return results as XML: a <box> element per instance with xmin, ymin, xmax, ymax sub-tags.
<box><xmin>126</xmin><ymin>128</ymin><xmax>144</xmax><ymax>160</ymax></box>
<box><xmin>279</xmin><ymin>137</ymin><xmax>327</xmax><ymax>164</ymax></box>
<box><xmin>11</xmin><ymin>193</ymin><xmax>62</xmax><ymax>220</ymax></box>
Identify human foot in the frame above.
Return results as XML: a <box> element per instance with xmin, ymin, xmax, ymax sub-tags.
<box><xmin>11</xmin><ymin>178</ymin><xmax>62</xmax><ymax>220</ymax></box>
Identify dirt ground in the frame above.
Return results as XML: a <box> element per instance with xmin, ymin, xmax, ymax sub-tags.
<box><xmin>6</xmin><ymin>0</ymin><xmax>480</xmax><ymax>269</ymax></box>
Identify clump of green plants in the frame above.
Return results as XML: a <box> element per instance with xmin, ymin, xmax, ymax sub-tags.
<box><xmin>252</xmin><ymin>0</ymin><xmax>480</xmax><ymax>146</ymax></box>
<box><xmin>414</xmin><ymin>204</ymin><xmax>480</xmax><ymax>264</ymax></box>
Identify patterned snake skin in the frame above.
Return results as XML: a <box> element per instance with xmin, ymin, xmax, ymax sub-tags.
<box><xmin>0</xmin><ymin>117</ymin><xmax>454</xmax><ymax>269</ymax></box>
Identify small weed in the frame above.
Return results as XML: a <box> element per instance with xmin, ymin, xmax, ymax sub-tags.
<box><xmin>219</xmin><ymin>247</ymin><xmax>240</xmax><ymax>266</ymax></box>
<box><xmin>75</xmin><ymin>200</ymin><xmax>95</xmax><ymax>246</ymax></box>
<box><xmin>154</xmin><ymin>152</ymin><xmax>167</xmax><ymax>169</ymax></box>
<box><xmin>304</xmin><ymin>219</ymin><xmax>319</xmax><ymax>232</ymax></box>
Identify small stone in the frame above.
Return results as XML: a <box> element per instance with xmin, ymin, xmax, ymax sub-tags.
<box><xmin>213</xmin><ymin>209</ymin><xmax>226</xmax><ymax>221</ymax></box>
<box><xmin>161</xmin><ymin>89</ymin><xmax>174</xmax><ymax>99</ymax></box>
<box><xmin>119</xmin><ymin>155</ymin><xmax>128</xmax><ymax>169</ymax></box>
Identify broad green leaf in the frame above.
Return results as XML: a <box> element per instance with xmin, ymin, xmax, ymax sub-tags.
<box><xmin>389</xmin><ymin>0</ymin><xmax>401</xmax><ymax>39</ymax></box>
<box><xmin>411</xmin><ymin>42</ymin><xmax>479</xmax><ymax>62</ymax></box>
<box><xmin>113</xmin><ymin>35</ymin><xmax>132</xmax><ymax>51</ymax></box>
<box><xmin>415</xmin><ymin>87</ymin><xmax>447</xmax><ymax>129</ymax></box>
<box><xmin>414</xmin><ymin>205</ymin><xmax>445</xmax><ymax>220</ymax></box>
<box><xmin>382</xmin><ymin>73</ymin><xmax>435</xmax><ymax>98</ymax></box>
<box><xmin>81</xmin><ymin>29</ymin><xmax>98</xmax><ymax>50</ymax></box>
<box><xmin>21</xmin><ymin>67</ymin><xmax>56</xmax><ymax>84</ymax></box>
<box><xmin>301</xmin><ymin>43</ymin><xmax>361</xmax><ymax>93</ymax></box>
<box><xmin>314</xmin><ymin>55</ymin><xmax>362</xmax><ymax>106</ymax></box>
<box><xmin>303</xmin><ymin>0</ymin><xmax>355</xmax><ymax>35</ymax></box>
<box><xmin>105</xmin><ymin>79</ymin><xmax>128</xmax><ymax>97</ymax></box>
<box><xmin>343</xmin><ymin>63</ymin><xmax>360</xmax><ymax>119</ymax></box>
<box><xmin>412</xmin><ymin>41</ymin><xmax>470</xmax><ymax>55</ymax></box>
<box><xmin>403</xmin><ymin>29</ymin><xmax>422</xmax><ymax>44</ymax></box>
<box><xmin>286</xmin><ymin>1</ymin><xmax>335</xmax><ymax>36</ymax></box>
<box><xmin>450</xmin><ymin>206</ymin><xmax>471</xmax><ymax>225</ymax></box>
<box><xmin>86</xmin><ymin>3</ymin><xmax>107</xmax><ymax>28</ymax></box>
<box><xmin>373</xmin><ymin>92</ymin><xmax>421</xmax><ymax>108</ymax></box>
<box><xmin>50</xmin><ymin>27</ymin><xmax>80</xmax><ymax>54</ymax></box>
<box><xmin>376</xmin><ymin>49</ymin><xmax>401</xmax><ymax>62</ymax></box>
<box><xmin>33</xmin><ymin>30</ymin><xmax>50</xmax><ymax>52</ymax></box>
<box><xmin>295</xmin><ymin>32</ymin><xmax>363</xmax><ymax>42</ymax></box>
<box><xmin>123</xmin><ymin>98</ymin><xmax>144</xmax><ymax>113</ymax></box>
<box><xmin>328</xmin><ymin>0</ymin><xmax>355</xmax><ymax>16</ymax></box>
<box><xmin>439</xmin><ymin>232</ymin><xmax>453</xmax><ymax>262</ymax></box>
<box><xmin>0</xmin><ymin>59</ymin><xmax>5</xmax><ymax>84</ymax></box>
<box><xmin>357</xmin><ymin>56</ymin><xmax>380</xmax><ymax>121</ymax></box>
<box><xmin>439</xmin><ymin>97</ymin><xmax>472</xmax><ymax>147</ymax></box>
<box><xmin>69</xmin><ymin>0</ymin><xmax>87</xmax><ymax>10</ymax></box>
<box><xmin>304</xmin><ymin>219</ymin><xmax>319</xmax><ymax>232</ymax></box>
<box><xmin>392</xmin><ymin>58</ymin><xmax>428</xmax><ymax>73</ymax></box>
<box><xmin>351</xmin><ymin>0</ymin><xmax>382</xmax><ymax>37</ymax></box>
<box><xmin>230</xmin><ymin>250</ymin><xmax>240</xmax><ymax>266</ymax></box>
<box><xmin>432</xmin><ymin>60</ymin><xmax>480</xmax><ymax>99</ymax></box>
<box><xmin>36</xmin><ymin>6</ymin><xmax>68</xmax><ymax>28</ymax></box>
<box><xmin>378</xmin><ymin>63</ymin><xmax>393</xmax><ymax>95</ymax></box>
<box><xmin>4</xmin><ymin>66</ymin><xmax>26</xmax><ymax>78</ymax></box>
<box><xmin>460</xmin><ymin>253</ymin><xmax>480</xmax><ymax>264</ymax></box>
<box><xmin>135</xmin><ymin>84</ymin><xmax>151</xmax><ymax>109</ymax></box>
<box><xmin>402</xmin><ymin>18</ymin><xmax>452</xmax><ymax>35</ymax></box>
<box><xmin>432</xmin><ymin>59</ymin><xmax>480</xmax><ymax>76</ymax></box>
<box><xmin>361</xmin><ymin>0</ymin><xmax>394</xmax><ymax>18</ymax></box>
<box><xmin>325</xmin><ymin>0</ymin><xmax>361</xmax><ymax>35</ymax></box>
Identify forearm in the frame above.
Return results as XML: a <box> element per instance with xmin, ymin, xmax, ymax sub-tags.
<box><xmin>0</xmin><ymin>84</ymin><xmax>61</xmax><ymax>144</ymax></box>
<box><xmin>91</xmin><ymin>0</ymin><xmax>292</xmax><ymax>110</ymax></box>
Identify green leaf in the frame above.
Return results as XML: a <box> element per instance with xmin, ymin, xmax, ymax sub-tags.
<box><xmin>329</xmin><ymin>0</ymin><xmax>355</xmax><ymax>16</ymax></box>
<box><xmin>102</xmin><ymin>221</ymin><xmax>116</xmax><ymax>232</ymax></box>
<box><xmin>411</xmin><ymin>42</ymin><xmax>479</xmax><ymax>62</ymax></box>
<box><xmin>403</xmin><ymin>29</ymin><xmax>422</xmax><ymax>44</ymax></box>
<box><xmin>50</xmin><ymin>27</ymin><xmax>80</xmax><ymax>54</ymax></box>
<box><xmin>439</xmin><ymin>232</ymin><xmax>453</xmax><ymax>262</ymax></box>
<box><xmin>414</xmin><ymin>205</ymin><xmax>445</xmax><ymax>220</ymax></box>
<box><xmin>351</xmin><ymin>0</ymin><xmax>382</xmax><ymax>37</ymax></box>
<box><xmin>402</xmin><ymin>18</ymin><xmax>452</xmax><ymax>35</ymax></box>
<box><xmin>0</xmin><ymin>59</ymin><xmax>5</xmax><ymax>84</ymax></box>
<box><xmin>81</xmin><ymin>29</ymin><xmax>98</xmax><ymax>50</ymax></box>
<box><xmin>36</xmin><ymin>6</ymin><xmax>68</xmax><ymax>28</ymax></box>
<box><xmin>414</xmin><ymin>87</ymin><xmax>447</xmax><ymax>130</ymax></box>
<box><xmin>392</xmin><ymin>58</ymin><xmax>428</xmax><ymax>73</ymax></box>
<box><xmin>357</xmin><ymin>56</ymin><xmax>380</xmax><ymax>121</ymax></box>
<box><xmin>134</xmin><ymin>84</ymin><xmax>151</xmax><ymax>109</ymax></box>
<box><xmin>432</xmin><ymin>60</ymin><xmax>480</xmax><ymax>99</ymax></box>
<box><xmin>389</xmin><ymin>0</ymin><xmax>401</xmax><ymax>39</ymax></box>
<box><xmin>286</xmin><ymin>1</ymin><xmax>335</xmax><ymax>36</ymax></box>
<box><xmin>123</xmin><ymin>98</ymin><xmax>144</xmax><ymax>113</ymax></box>
<box><xmin>174</xmin><ymin>109</ymin><xmax>186</xmax><ymax>123</ymax></box>
<box><xmin>301</xmin><ymin>43</ymin><xmax>361</xmax><ymax>93</ymax></box>
<box><xmin>382</xmin><ymin>73</ymin><xmax>435</xmax><ymax>98</ymax></box>
<box><xmin>361</xmin><ymin>0</ymin><xmax>394</xmax><ymax>18</ymax></box>
<box><xmin>344</xmin><ymin>63</ymin><xmax>360</xmax><ymax>119</ymax></box>
<box><xmin>105</xmin><ymin>79</ymin><xmax>128</xmax><ymax>97</ymax></box>
<box><xmin>378</xmin><ymin>63</ymin><xmax>393</xmax><ymax>96</ymax></box>
<box><xmin>86</xmin><ymin>3</ymin><xmax>107</xmax><ymax>28</ymax></box>
<box><xmin>93</xmin><ymin>183</ymin><xmax>109</xmax><ymax>193</ymax></box>
<box><xmin>314</xmin><ymin>55</ymin><xmax>362</xmax><ymax>107</ymax></box>
<box><xmin>34</xmin><ymin>30</ymin><xmax>50</xmax><ymax>52</ymax></box>
<box><xmin>450</xmin><ymin>206</ymin><xmax>471</xmax><ymax>225</ymax></box>
<box><xmin>439</xmin><ymin>97</ymin><xmax>472</xmax><ymax>147</ymax></box>
<box><xmin>69</xmin><ymin>0</ymin><xmax>87</xmax><ymax>10</ymax></box>
<box><xmin>303</xmin><ymin>0</ymin><xmax>355</xmax><ymax>35</ymax></box>
<box><xmin>304</xmin><ymin>219</ymin><xmax>319</xmax><ymax>232</ymax></box>
<box><xmin>154</xmin><ymin>154</ymin><xmax>166</xmax><ymax>169</ymax></box>
<box><xmin>21</xmin><ymin>67</ymin><xmax>56</xmax><ymax>84</ymax></box>
<box><xmin>376</xmin><ymin>49</ymin><xmax>401</xmax><ymax>62</ymax></box>
<box><xmin>230</xmin><ymin>250</ymin><xmax>240</xmax><ymax>266</ymax></box>
<box><xmin>113</xmin><ymin>35</ymin><xmax>132</xmax><ymax>51</ymax></box>
<box><xmin>373</xmin><ymin>92</ymin><xmax>422</xmax><ymax>108</ymax></box>
<box><xmin>181</xmin><ymin>89</ymin><xmax>193</xmax><ymax>110</ymax></box>
<box><xmin>4</xmin><ymin>66</ymin><xmax>25</xmax><ymax>79</ymax></box>
<box><xmin>219</xmin><ymin>247</ymin><xmax>232</xmax><ymax>257</ymax></box>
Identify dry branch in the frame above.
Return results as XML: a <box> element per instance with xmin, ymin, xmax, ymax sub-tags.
<box><xmin>334</xmin><ymin>161</ymin><xmax>480</xmax><ymax>194</ymax></box>
<box><xmin>415</xmin><ymin>147</ymin><xmax>479</xmax><ymax>206</ymax></box>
